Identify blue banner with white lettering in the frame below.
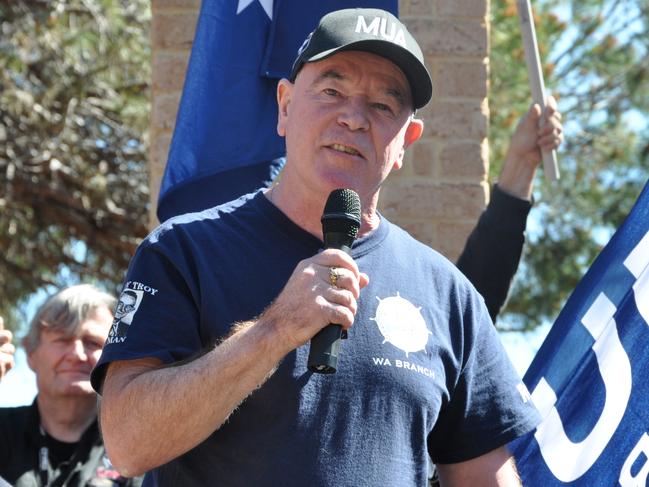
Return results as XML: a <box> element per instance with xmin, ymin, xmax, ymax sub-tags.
<box><xmin>511</xmin><ymin>179</ymin><xmax>649</xmax><ymax>485</ymax></box>
<box><xmin>157</xmin><ymin>0</ymin><xmax>398</xmax><ymax>222</ymax></box>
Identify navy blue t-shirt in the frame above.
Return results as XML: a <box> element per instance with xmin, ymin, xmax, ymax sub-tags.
<box><xmin>92</xmin><ymin>191</ymin><xmax>539</xmax><ymax>486</ymax></box>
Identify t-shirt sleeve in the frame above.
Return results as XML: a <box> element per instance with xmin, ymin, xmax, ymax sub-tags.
<box><xmin>428</xmin><ymin>295</ymin><xmax>541</xmax><ymax>464</ymax></box>
<box><xmin>90</xmin><ymin>239</ymin><xmax>203</xmax><ymax>394</ymax></box>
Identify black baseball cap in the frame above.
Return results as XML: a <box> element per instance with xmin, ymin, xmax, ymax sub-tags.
<box><xmin>289</xmin><ymin>8</ymin><xmax>432</xmax><ymax>110</ymax></box>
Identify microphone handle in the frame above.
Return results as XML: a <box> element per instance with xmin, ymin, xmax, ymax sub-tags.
<box><xmin>307</xmin><ymin>239</ymin><xmax>353</xmax><ymax>374</ymax></box>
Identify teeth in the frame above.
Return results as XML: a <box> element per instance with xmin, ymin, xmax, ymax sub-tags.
<box><xmin>331</xmin><ymin>144</ymin><xmax>360</xmax><ymax>156</ymax></box>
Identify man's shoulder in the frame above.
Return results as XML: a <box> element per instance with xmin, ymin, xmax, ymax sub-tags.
<box><xmin>0</xmin><ymin>404</ymin><xmax>33</xmax><ymax>424</ymax></box>
<box><xmin>0</xmin><ymin>404</ymin><xmax>31</xmax><ymax>413</ymax></box>
<box><xmin>384</xmin><ymin>219</ymin><xmax>490</xmax><ymax>302</ymax></box>
<box><xmin>386</xmin><ymin>219</ymin><xmax>462</xmax><ymax>270</ymax></box>
<box><xmin>154</xmin><ymin>191</ymin><xmax>260</xmax><ymax>235</ymax></box>
<box><xmin>136</xmin><ymin>191</ymin><xmax>265</xmax><ymax>256</ymax></box>
<box><xmin>0</xmin><ymin>403</ymin><xmax>37</xmax><ymax>450</ymax></box>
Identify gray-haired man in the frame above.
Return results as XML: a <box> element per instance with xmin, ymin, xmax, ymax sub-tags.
<box><xmin>0</xmin><ymin>285</ymin><xmax>141</xmax><ymax>486</ymax></box>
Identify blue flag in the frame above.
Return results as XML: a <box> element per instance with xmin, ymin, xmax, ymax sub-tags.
<box><xmin>511</xmin><ymin>179</ymin><xmax>649</xmax><ymax>485</ymax></box>
<box><xmin>157</xmin><ymin>0</ymin><xmax>398</xmax><ymax>222</ymax></box>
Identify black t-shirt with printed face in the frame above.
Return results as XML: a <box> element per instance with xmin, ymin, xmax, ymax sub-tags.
<box><xmin>0</xmin><ymin>400</ymin><xmax>141</xmax><ymax>487</ymax></box>
<box><xmin>44</xmin><ymin>433</ymin><xmax>77</xmax><ymax>471</ymax></box>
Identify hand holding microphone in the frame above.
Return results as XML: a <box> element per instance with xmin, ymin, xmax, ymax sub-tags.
<box><xmin>308</xmin><ymin>188</ymin><xmax>362</xmax><ymax>374</ymax></box>
<box><xmin>258</xmin><ymin>188</ymin><xmax>366</xmax><ymax>372</ymax></box>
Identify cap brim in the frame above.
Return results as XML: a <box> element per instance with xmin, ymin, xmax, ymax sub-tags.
<box><xmin>302</xmin><ymin>39</ymin><xmax>432</xmax><ymax>110</ymax></box>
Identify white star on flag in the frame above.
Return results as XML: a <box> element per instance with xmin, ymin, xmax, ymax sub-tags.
<box><xmin>237</xmin><ymin>0</ymin><xmax>273</xmax><ymax>20</ymax></box>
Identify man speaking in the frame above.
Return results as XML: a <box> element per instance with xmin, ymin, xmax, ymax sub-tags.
<box><xmin>93</xmin><ymin>9</ymin><xmax>540</xmax><ymax>485</ymax></box>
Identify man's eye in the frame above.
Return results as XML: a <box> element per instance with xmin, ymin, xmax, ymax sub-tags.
<box><xmin>373</xmin><ymin>103</ymin><xmax>393</xmax><ymax>113</ymax></box>
<box><xmin>323</xmin><ymin>88</ymin><xmax>339</xmax><ymax>97</ymax></box>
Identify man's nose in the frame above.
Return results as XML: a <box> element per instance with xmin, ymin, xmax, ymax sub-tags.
<box><xmin>337</xmin><ymin>97</ymin><xmax>370</xmax><ymax>131</ymax></box>
<box><xmin>68</xmin><ymin>339</ymin><xmax>89</xmax><ymax>361</ymax></box>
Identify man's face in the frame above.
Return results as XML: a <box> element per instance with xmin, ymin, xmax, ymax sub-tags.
<box><xmin>27</xmin><ymin>306</ymin><xmax>112</xmax><ymax>398</ymax></box>
<box><xmin>115</xmin><ymin>293</ymin><xmax>137</xmax><ymax>320</ymax></box>
<box><xmin>277</xmin><ymin>50</ymin><xmax>423</xmax><ymax>204</ymax></box>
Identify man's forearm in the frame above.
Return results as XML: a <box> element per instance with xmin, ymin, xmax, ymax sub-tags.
<box><xmin>100</xmin><ymin>318</ymin><xmax>287</xmax><ymax>477</ymax></box>
<box><xmin>100</xmin><ymin>249</ymin><xmax>366</xmax><ymax>476</ymax></box>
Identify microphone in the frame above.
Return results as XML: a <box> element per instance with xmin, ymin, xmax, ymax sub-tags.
<box><xmin>308</xmin><ymin>188</ymin><xmax>361</xmax><ymax>374</ymax></box>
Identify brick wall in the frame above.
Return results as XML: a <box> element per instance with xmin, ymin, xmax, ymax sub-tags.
<box><xmin>149</xmin><ymin>0</ymin><xmax>490</xmax><ymax>261</ymax></box>
<box><xmin>149</xmin><ymin>0</ymin><xmax>200</xmax><ymax>229</ymax></box>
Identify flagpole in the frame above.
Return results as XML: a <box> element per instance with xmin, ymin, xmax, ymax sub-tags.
<box><xmin>516</xmin><ymin>0</ymin><xmax>560</xmax><ymax>182</ymax></box>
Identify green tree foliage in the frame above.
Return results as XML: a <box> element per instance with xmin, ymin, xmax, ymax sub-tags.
<box><xmin>491</xmin><ymin>0</ymin><xmax>649</xmax><ymax>330</ymax></box>
<box><xmin>0</xmin><ymin>0</ymin><xmax>150</xmax><ymax>329</ymax></box>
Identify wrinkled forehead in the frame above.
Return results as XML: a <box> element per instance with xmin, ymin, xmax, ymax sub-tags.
<box><xmin>302</xmin><ymin>50</ymin><xmax>413</xmax><ymax>105</ymax></box>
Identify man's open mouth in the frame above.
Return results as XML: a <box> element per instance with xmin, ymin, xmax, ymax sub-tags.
<box><xmin>329</xmin><ymin>143</ymin><xmax>362</xmax><ymax>157</ymax></box>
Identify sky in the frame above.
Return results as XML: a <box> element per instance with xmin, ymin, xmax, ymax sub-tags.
<box><xmin>0</xmin><ymin>348</ymin><xmax>37</xmax><ymax>407</ymax></box>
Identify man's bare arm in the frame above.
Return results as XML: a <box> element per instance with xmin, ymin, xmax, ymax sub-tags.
<box><xmin>436</xmin><ymin>446</ymin><xmax>522</xmax><ymax>487</ymax></box>
<box><xmin>101</xmin><ymin>319</ymin><xmax>285</xmax><ymax>477</ymax></box>
<box><xmin>99</xmin><ymin>249</ymin><xmax>369</xmax><ymax>477</ymax></box>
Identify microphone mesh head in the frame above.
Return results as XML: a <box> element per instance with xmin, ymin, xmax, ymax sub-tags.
<box><xmin>321</xmin><ymin>189</ymin><xmax>361</xmax><ymax>241</ymax></box>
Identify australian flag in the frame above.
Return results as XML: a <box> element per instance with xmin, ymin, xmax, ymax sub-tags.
<box><xmin>511</xmin><ymin>179</ymin><xmax>649</xmax><ymax>485</ymax></box>
<box><xmin>157</xmin><ymin>0</ymin><xmax>397</xmax><ymax>222</ymax></box>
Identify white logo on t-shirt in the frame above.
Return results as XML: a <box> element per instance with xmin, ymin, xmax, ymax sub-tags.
<box><xmin>371</xmin><ymin>293</ymin><xmax>431</xmax><ymax>356</ymax></box>
<box><xmin>106</xmin><ymin>281</ymin><xmax>157</xmax><ymax>344</ymax></box>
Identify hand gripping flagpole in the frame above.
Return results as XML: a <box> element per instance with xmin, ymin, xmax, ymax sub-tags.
<box><xmin>516</xmin><ymin>0</ymin><xmax>560</xmax><ymax>181</ymax></box>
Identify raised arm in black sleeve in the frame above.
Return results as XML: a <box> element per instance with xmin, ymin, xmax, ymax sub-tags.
<box><xmin>455</xmin><ymin>184</ymin><xmax>532</xmax><ymax>322</ymax></box>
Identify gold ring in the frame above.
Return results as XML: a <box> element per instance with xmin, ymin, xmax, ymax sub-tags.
<box><xmin>329</xmin><ymin>267</ymin><xmax>339</xmax><ymax>287</ymax></box>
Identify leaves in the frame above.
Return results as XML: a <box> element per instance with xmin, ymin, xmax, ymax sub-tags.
<box><xmin>0</xmin><ymin>0</ymin><xmax>151</xmax><ymax>329</ymax></box>
<box><xmin>490</xmin><ymin>0</ymin><xmax>649</xmax><ymax>330</ymax></box>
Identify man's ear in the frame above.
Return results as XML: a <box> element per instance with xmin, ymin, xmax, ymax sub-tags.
<box><xmin>24</xmin><ymin>339</ymin><xmax>36</xmax><ymax>372</ymax></box>
<box><xmin>392</xmin><ymin>117</ymin><xmax>424</xmax><ymax>170</ymax></box>
<box><xmin>277</xmin><ymin>79</ymin><xmax>293</xmax><ymax>137</ymax></box>
<box><xmin>404</xmin><ymin>117</ymin><xmax>424</xmax><ymax>148</ymax></box>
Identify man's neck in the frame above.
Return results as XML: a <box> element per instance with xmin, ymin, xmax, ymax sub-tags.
<box><xmin>37</xmin><ymin>394</ymin><xmax>97</xmax><ymax>443</ymax></box>
<box><xmin>266</xmin><ymin>174</ymin><xmax>381</xmax><ymax>240</ymax></box>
